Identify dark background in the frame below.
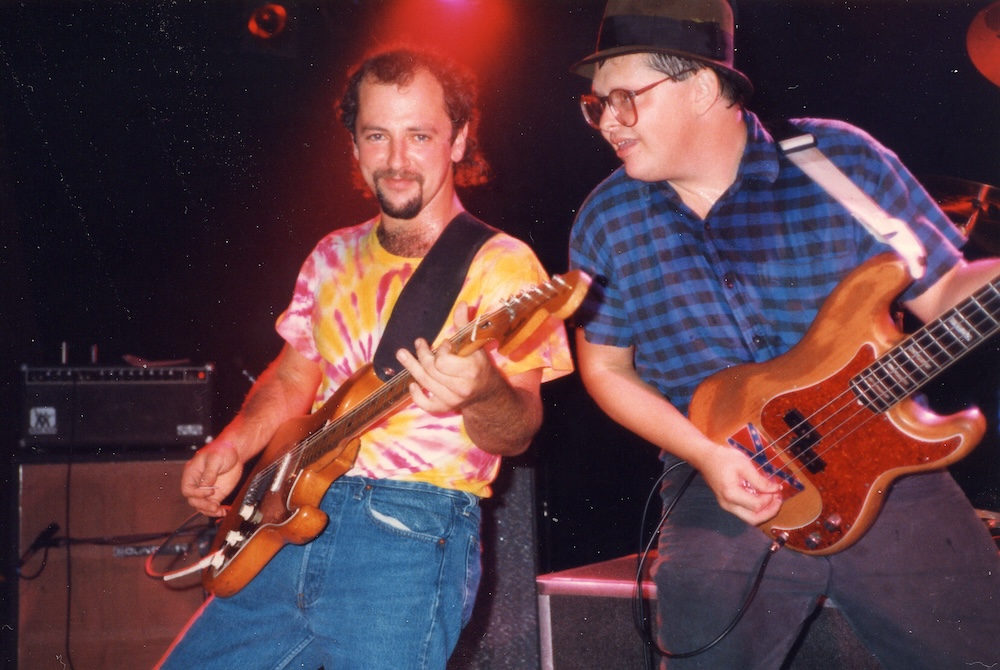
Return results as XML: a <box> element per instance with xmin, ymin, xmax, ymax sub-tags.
<box><xmin>1</xmin><ymin>0</ymin><xmax>998</xmax><ymax>659</ymax></box>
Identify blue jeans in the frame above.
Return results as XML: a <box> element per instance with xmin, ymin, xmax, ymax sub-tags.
<box><xmin>157</xmin><ymin>476</ymin><xmax>482</xmax><ymax>670</ymax></box>
<box><xmin>654</xmin><ymin>470</ymin><xmax>1000</xmax><ymax>669</ymax></box>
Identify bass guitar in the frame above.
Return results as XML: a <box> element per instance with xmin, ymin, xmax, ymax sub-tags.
<box><xmin>202</xmin><ymin>270</ymin><xmax>590</xmax><ymax>596</ymax></box>
<box><xmin>689</xmin><ymin>253</ymin><xmax>997</xmax><ymax>555</ymax></box>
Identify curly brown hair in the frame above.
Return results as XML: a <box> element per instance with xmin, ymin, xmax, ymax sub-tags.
<box><xmin>338</xmin><ymin>48</ymin><xmax>490</xmax><ymax>187</ymax></box>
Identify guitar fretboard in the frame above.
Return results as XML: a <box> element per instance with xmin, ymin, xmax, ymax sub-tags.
<box><xmin>301</xmin><ymin>372</ymin><xmax>412</xmax><ymax>468</ymax></box>
<box><xmin>851</xmin><ymin>276</ymin><xmax>1000</xmax><ymax>413</ymax></box>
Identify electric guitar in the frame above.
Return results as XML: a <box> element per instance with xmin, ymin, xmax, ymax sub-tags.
<box><xmin>202</xmin><ymin>270</ymin><xmax>591</xmax><ymax>597</ymax></box>
<box><xmin>689</xmin><ymin>253</ymin><xmax>998</xmax><ymax>555</ymax></box>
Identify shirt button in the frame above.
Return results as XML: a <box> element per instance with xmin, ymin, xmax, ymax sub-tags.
<box><xmin>722</xmin><ymin>273</ymin><xmax>735</xmax><ymax>289</ymax></box>
<box><xmin>752</xmin><ymin>335</ymin><xmax>764</xmax><ymax>346</ymax></box>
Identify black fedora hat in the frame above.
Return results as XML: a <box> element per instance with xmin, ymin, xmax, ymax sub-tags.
<box><xmin>572</xmin><ymin>0</ymin><xmax>753</xmax><ymax>98</ymax></box>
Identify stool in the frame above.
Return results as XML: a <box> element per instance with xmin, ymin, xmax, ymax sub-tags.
<box><xmin>536</xmin><ymin>554</ymin><xmax>880</xmax><ymax>669</ymax></box>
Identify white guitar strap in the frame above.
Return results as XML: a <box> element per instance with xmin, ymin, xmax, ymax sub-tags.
<box><xmin>777</xmin><ymin>131</ymin><xmax>927</xmax><ymax>280</ymax></box>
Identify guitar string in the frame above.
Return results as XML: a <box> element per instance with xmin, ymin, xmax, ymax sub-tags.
<box><xmin>764</xmin><ymin>286</ymin><xmax>1000</xmax><ymax>482</ymax></box>
<box><xmin>793</xmin><ymin>285</ymin><xmax>1000</xmax><ymax>472</ymax></box>
<box><xmin>757</xmin><ymin>287</ymin><xmax>1000</xmax><ymax>493</ymax></box>
<box><xmin>243</xmin><ymin>369</ymin><xmax>413</xmax><ymax>495</ymax></box>
<box><xmin>746</xmin><ymin>282</ymin><xmax>1000</xmax><ymax>498</ymax></box>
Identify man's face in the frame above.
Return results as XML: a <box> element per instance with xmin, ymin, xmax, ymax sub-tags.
<box><xmin>352</xmin><ymin>69</ymin><xmax>467</xmax><ymax>220</ymax></box>
<box><xmin>591</xmin><ymin>53</ymin><xmax>695</xmax><ymax>183</ymax></box>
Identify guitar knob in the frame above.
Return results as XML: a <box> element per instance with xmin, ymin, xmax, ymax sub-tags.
<box><xmin>225</xmin><ymin>530</ymin><xmax>246</xmax><ymax>546</ymax></box>
<box><xmin>805</xmin><ymin>532</ymin><xmax>823</xmax><ymax>550</ymax></box>
<box><xmin>823</xmin><ymin>514</ymin><xmax>843</xmax><ymax>533</ymax></box>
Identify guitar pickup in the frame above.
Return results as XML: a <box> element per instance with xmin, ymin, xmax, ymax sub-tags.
<box><xmin>783</xmin><ymin>409</ymin><xmax>826</xmax><ymax>474</ymax></box>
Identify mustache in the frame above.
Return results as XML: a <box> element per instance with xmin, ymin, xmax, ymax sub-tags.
<box><xmin>374</xmin><ymin>168</ymin><xmax>423</xmax><ymax>183</ymax></box>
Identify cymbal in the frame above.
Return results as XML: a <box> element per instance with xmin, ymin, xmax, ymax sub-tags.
<box><xmin>968</xmin><ymin>1</ymin><xmax>1000</xmax><ymax>88</ymax></box>
<box><xmin>922</xmin><ymin>175</ymin><xmax>1000</xmax><ymax>255</ymax></box>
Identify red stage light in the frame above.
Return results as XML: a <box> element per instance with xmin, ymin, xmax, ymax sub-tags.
<box><xmin>247</xmin><ymin>3</ymin><xmax>288</xmax><ymax>40</ymax></box>
<box><xmin>377</xmin><ymin>0</ymin><xmax>513</xmax><ymax>69</ymax></box>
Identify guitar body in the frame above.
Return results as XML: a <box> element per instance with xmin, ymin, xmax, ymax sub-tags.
<box><xmin>689</xmin><ymin>254</ymin><xmax>985</xmax><ymax>555</ymax></box>
<box><xmin>202</xmin><ymin>364</ymin><xmax>382</xmax><ymax>597</ymax></box>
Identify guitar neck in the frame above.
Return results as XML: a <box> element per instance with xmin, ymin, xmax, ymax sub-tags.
<box><xmin>300</xmin><ymin>371</ymin><xmax>412</xmax><ymax>469</ymax></box>
<box><xmin>853</xmin><ymin>275</ymin><xmax>1000</xmax><ymax>411</ymax></box>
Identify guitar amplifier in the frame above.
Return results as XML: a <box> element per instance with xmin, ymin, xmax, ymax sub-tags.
<box><xmin>19</xmin><ymin>365</ymin><xmax>213</xmax><ymax>449</ymax></box>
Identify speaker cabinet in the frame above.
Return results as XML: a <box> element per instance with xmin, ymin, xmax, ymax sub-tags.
<box><xmin>17</xmin><ymin>458</ymin><xmax>206</xmax><ymax>669</ymax></box>
<box><xmin>449</xmin><ymin>459</ymin><xmax>541</xmax><ymax>669</ymax></box>
<box><xmin>536</xmin><ymin>555</ymin><xmax>880</xmax><ymax>669</ymax></box>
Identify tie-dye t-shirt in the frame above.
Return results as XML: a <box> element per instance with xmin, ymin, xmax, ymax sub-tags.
<box><xmin>275</xmin><ymin>216</ymin><xmax>573</xmax><ymax>497</ymax></box>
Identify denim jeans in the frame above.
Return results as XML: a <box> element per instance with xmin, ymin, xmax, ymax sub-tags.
<box><xmin>157</xmin><ymin>476</ymin><xmax>483</xmax><ymax>670</ymax></box>
<box><xmin>654</xmin><ymin>470</ymin><xmax>1000</xmax><ymax>669</ymax></box>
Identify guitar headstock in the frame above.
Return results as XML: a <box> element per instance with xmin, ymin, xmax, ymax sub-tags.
<box><xmin>452</xmin><ymin>270</ymin><xmax>591</xmax><ymax>358</ymax></box>
<box><xmin>536</xmin><ymin>270</ymin><xmax>592</xmax><ymax>321</ymax></box>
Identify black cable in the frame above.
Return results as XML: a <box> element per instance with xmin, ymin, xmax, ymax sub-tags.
<box><xmin>16</xmin><ymin>545</ymin><xmax>53</xmax><ymax>581</ymax></box>
<box><xmin>17</xmin><ymin>522</ymin><xmax>60</xmax><ymax>567</ymax></box>
<box><xmin>633</xmin><ymin>462</ymin><xmax>693</xmax><ymax>669</ymax></box>
<box><xmin>655</xmin><ymin>536</ymin><xmax>785</xmax><ymax>660</ymax></box>
<box><xmin>632</xmin><ymin>462</ymin><xmax>787</xmax><ymax>663</ymax></box>
<box><xmin>17</xmin><ymin>524</ymin><xmax>212</xmax><ymax>584</ymax></box>
<box><xmin>16</xmin><ymin>521</ymin><xmax>60</xmax><ymax>581</ymax></box>
<box><xmin>144</xmin><ymin>512</ymin><xmax>218</xmax><ymax>584</ymax></box>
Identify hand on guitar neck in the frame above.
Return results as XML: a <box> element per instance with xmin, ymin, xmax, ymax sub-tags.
<box><xmin>395</xmin><ymin>301</ymin><xmax>543</xmax><ymax>457</ymax></box>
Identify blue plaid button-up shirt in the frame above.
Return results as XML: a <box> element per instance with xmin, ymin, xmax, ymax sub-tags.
<box><xmin>570</xmin><ymin>111</ymin><xmax>964</xmax><ymax>418</ymax></box>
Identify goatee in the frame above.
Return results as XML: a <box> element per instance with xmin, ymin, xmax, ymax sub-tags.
<box><xmin>376</xmin><ymin>189</ymin><xmax>423</xmax><ymax>220</ymax></box>
<box><xmin>374</xmin><ymin>169</ymin><xmax>424</xmax><ymax>220</ymax></box>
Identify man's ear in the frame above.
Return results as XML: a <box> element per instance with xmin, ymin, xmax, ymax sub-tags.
<box><xmin>692</xmin><ymin>68</ymin><xmax>722</xmax><ymax>113</ymax></box>
<box><xmin>451</xmin><ymin>123</ymin><xmax>469</xmax><ymax>163</ymax></box>
<box><xmin>352</xmin><ymin>137</ymin><xmax>360</xmax><ymax>161</ymax></box>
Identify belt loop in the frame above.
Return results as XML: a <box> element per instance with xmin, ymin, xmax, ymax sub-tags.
<box><xmin>462</xmin><ymin>491</ymin><xmax>479</xmax><ymax>516</ymax></box>
<box><xmin>351</xmin><ymin>476</ymin><xmax>368</xmax><ymax>501</ymax></box>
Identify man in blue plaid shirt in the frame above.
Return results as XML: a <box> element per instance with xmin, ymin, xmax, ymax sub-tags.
<box><xmin>569</xmin><ymin>1</ymin><xmax>1000</xmax><ymax>667</ymax></box>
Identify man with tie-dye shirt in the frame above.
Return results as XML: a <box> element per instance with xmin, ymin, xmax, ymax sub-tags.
<box><xmin>158</xmin><ymin>48</ymin><xmax>572</xmax><ymax>670</ymax></box>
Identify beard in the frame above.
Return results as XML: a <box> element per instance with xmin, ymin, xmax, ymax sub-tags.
<box><xmin>374</xmin><ymin>169</ymin><xmax>424</xmax><ymax>220</ymax></box>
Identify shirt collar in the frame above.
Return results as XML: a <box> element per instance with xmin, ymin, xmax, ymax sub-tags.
<box><xmin>738</xmin><ymin>109</ymin><xmax>782</xmax><ymax>186</ymax></box>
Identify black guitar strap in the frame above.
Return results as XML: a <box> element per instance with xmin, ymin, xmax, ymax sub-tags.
<box><xmin>372</xmin><ymin>211</ymin><xmax>497</xmax><ymax>381</ymax></box>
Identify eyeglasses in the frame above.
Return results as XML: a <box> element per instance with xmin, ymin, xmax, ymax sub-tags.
<box><xmin>579</xmin><ymin>71</ymin><xmax>694</xmax><ymax>129</ymax></box>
